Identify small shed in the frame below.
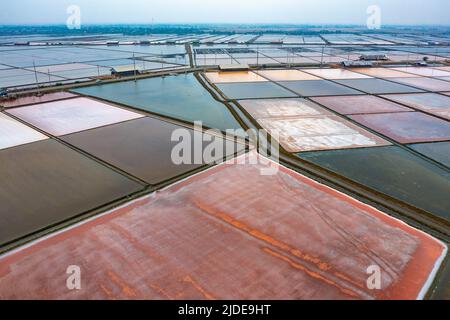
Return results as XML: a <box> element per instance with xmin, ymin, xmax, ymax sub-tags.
<box><xmin>219</xmin><ymin>64</ymin><xmax>250</xmax><ymax>71</ymax></box>
<box><xmin>111</xmin><ymin>66</ymin><xmax>143</xmax><ymax>77</ymax></box>
<box><xmin>359</xmin><ymin>54</ymin><xmax>388</xmax><ymax>61</ymax></box>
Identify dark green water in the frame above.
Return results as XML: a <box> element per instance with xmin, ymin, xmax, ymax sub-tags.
<box><xmin>299</xmin><ymin>146</ymin><xmax>450</xmax><ymax>221</ymax></box>
<box><xmin>409</xmin><ymin>142</ymin><xmax>450</xmax><ymax>168</ymax></box>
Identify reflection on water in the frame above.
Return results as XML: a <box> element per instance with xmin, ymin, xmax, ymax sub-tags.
<box><xmin>73</xmin><ymin>74</ymin><xmax>242</xmax><ymax>132</ymax></box>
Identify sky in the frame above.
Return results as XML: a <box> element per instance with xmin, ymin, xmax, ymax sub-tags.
<box><xmin>0</xmin><ymin>0</ymin><xmax>449</xmax><ymax>25</ymax></box>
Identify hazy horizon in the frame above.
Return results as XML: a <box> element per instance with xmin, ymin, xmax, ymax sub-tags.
<box><xmin>0</xmin><ymin>0</ymin><xmax>449</xmax><ymax>26</ymax></box>
<box><xmin>2</xmin><ymin>22</ymin><xmax>450</xmax><ymax>27</ymax></box>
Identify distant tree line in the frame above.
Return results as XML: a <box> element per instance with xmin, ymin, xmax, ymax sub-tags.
<box><xmin>0</xmin><ymin>24</ymin><xmax>449</xmax><ymax>37</ymax></box>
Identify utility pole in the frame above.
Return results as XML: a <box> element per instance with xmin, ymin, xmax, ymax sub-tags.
<box><xmin>257</xmin><ymin>46</ymin><xmax>259</xmax><ymax>65</ymax></box>
<box><xmin>33</xmin><ymin>61</ymin><xmax>40</xmax><ymax>94</ymax></box>
<box><xmin>321</xmin><ymin>46</ymin><xmax>324</xmax><ymax>67</ymax></box>
<box><xmin>133</xmin><ymin>52</ymin><xmax>137</xmax><ymax>82</ymax></box>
